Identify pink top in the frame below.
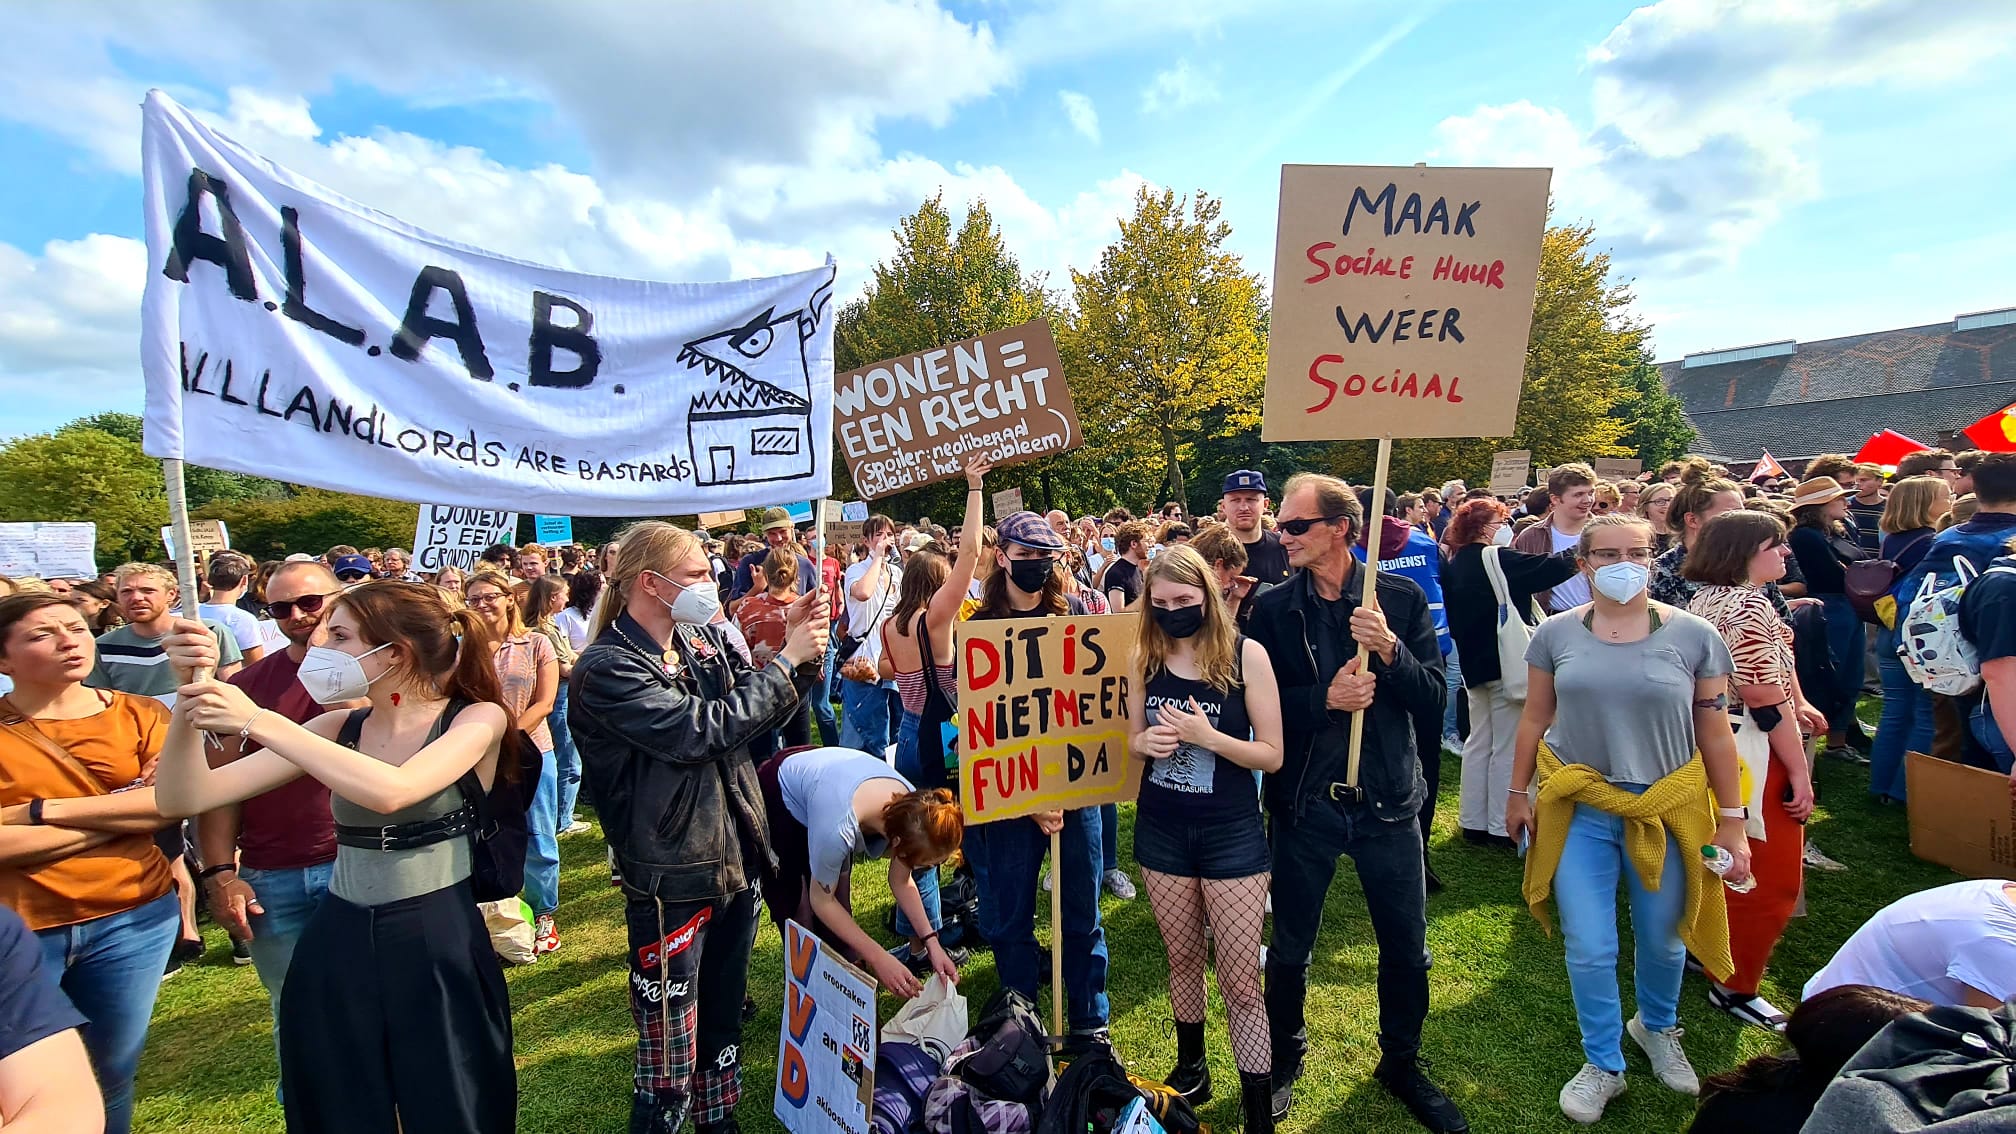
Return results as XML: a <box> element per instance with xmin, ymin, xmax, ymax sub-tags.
<box><xmin>494</xmin><ymin>633</ymin><xmax>556</xmax><ymax>752</ymax></box>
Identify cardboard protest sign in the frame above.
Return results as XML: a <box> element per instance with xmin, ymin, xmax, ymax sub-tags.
<box><xmin>955</xmin><ymin>613</ymin><xmax>1138</xmax><ymax>823</ymax></box>
<box><xmin>1263</xmin><ymin>164</ymin><xmax>1551</xmax><ymax>441</ymax></box>
<box><xmin>140</xmin><ymin>91</ymin><xmax>836</xmax><ymax>516</ymax></box>
<box><xmin>824</xmin><ymin>521</ymin><xmax>864</xmax><ymax>549</ymax></box>
<box><xmin>0</xmin><ymin>522</ymin><xmax>98</xmax><ymax>580</ymax></box>
<box><xmin>413</xmin><ymin>506</ymin><xmax>519</xmax><ymax>573</ymax></box>
<box><xmin>698</xmin><ymin>509</ymin><xmax>747</xmax><ymax>529</ymax></box>
<box><xmin>533</xmin><ymin>515</ymin><xmax>573</xmax><ymax>544</ymax></box>
<box><xmin>991</xmin><ymin>487</ymin><xmax>1025</xmax><ymax>520</ymax></box>
<box><xmin>160</xmin><ymin>519</ymin><xmax>229</xmax><ymax>560</ymax></box>
<box><xmin>1592</xmin><ymin>457</ymin><xmax>1641</xmax><ymax>481</ymax></box>
<box><xmin>1488</xmin><ymin>450</ymin><xmax>1531</xmax><ymax>496</ymax></box>
<box><xmin>834</xmin><ymin>320</ymin><xmax>1080</xmax><ymax>498</ymax></box>
<box><xmin>775</xmin><ymin>920</ymin><xmax>875</xmax><ymax>1134</ymax></box>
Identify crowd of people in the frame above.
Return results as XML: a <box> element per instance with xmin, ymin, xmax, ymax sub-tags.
<box><xmin>0</xmin><ymin>446</ymin><xmax>2012</xmax><ymax>1133</ymax></box>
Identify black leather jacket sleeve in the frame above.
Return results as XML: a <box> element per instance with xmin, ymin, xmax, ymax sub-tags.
<box><xmin>570</xmin><ymin>642</ymin><xmax>811</xmax><ymax>766</ymax></box>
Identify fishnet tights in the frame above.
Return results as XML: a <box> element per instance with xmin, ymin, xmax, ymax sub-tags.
<box><xmin>1143</xmin><ymin>868</ymin><xmax>1272</xmax><ymax>1074</ymax></box>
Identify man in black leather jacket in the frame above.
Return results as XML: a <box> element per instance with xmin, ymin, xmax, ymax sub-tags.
<box><xmin>569</xmin><ymin>522</ymin><xmax>828</xmax><ymax>1134</ymax></box>
<box><xmin>1246</xmin><ymin>474</ymin><xmax>1467</xmax><ymax>1132</ymax></box>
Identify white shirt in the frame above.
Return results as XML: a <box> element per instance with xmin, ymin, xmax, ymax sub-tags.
<box><xmin>842</xmin><ymin>556</ymin><xmax>902</xmax><ymax>677</ymax></box>
<box><xmin>1546</xmin><ymin>525</ymin><xmax>1591</xmax><ymax>610</ymax></box>
<box><xmin>199</xmin><ymin>602</ymin><xmax>263</xmax><ymax>653</ymax></box>
<box><xmin>1804</xmin><ymin>880</ymin><xmax>2016</xmax><ymax>1007</ymax></box>
<box><xmin>553</xmin><ymin>606</ymin><xmax>591</xmax><ymax>652</ymax></box>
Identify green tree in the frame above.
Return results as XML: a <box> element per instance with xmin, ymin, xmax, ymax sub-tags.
<box><xmin>58</xmin><ymin>412</ymin><xmax>287</xmax><ymax>508</ymax></box>
<box><xmin>0</xmin><ymin>427</ymin><xmax>167</xmax><ymax>563</ymax></box>
<box><xmin>1610</xmin><ymin>352</ymin><xmax>1695</xmax><ymax>467</ymax></box>
<box><xmin>834</xmin><ymin>193</ymin><xmax>1060</xmax><ymax>521</ymax></box>
<box><xmin>195</xmin><ymin>489</ymin><xmax>419</xmax><ymax>558</ymax></box>
<box><xmin>1062</xmin><ymin>187</ymin><xmax>1268</xmax><ymax>505</ymax></box>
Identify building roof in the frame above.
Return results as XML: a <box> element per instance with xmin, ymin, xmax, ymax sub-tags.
<box><xmin>1659</xmin><ymin>316</ymin><xmax>2016</xmax><ymax>460</ymax></box>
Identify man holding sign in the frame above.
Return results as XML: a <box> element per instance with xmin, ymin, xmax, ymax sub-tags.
<box><xmin>1247</xmin><ymin>474</ymin><xmax>1464</xmax><ymax>1131</ymax></box>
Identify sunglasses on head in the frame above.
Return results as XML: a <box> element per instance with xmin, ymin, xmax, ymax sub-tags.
<box><xmin>1278</xmin><ymin>514</ymin><xmax>1348</xmax><ymax>537</ymax></box>
<box><xmin>268</xmin><ymin>593</ymin><xmax>332</xmax><ymax>620</ymax></box>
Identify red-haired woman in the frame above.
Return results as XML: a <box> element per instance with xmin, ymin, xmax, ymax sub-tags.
<box><xmin>153</xmin><ymin>582</ymin><xmax>518</xmax><ymax>1133</ymax></box>
<box><xmin>756</xmin><ymin>745</ymin><xmax>963</xmax><ymax>998</ymax></box>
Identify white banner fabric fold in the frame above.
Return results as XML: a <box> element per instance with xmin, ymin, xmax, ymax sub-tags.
<box><xmin>139</xmin><ymin>90</ymin><xmax>836</xmax><ymax>517</ymax></box>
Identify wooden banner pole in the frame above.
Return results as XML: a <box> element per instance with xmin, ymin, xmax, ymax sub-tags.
<box><xmin>1049</xmin><ymin>826</ymin><xmax>1065</xmax><ymax>1038</ymax></box>
<box><xmin>162</xmin><ymin>459</ymin><xmax>212</xmax><ymax>684</ymax></box>
<box><xmin>1342</xmin><ymin>435</ymin><xmax>1392</xmax><ymax>792</ymax></box>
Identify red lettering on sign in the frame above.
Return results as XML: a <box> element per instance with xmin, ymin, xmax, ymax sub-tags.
<box><xmin>965</xmin><ymin>637</ymin><xmax>1001</xmax><ymax>691</ymax></box>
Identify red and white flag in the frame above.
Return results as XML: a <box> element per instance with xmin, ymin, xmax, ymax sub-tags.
<box><xmin>1750</xmin><ymin>450</ymin><xmax>1786</xmax><ymax>483</ymax></box>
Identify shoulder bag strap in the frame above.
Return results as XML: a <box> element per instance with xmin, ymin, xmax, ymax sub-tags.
<box><xmin>1482</xmin><ymin>545</ymin><xmax>1513</xmax><ymax>608</ymax></box>
<box><xmin>335</xmin><ymin>706</ymin><xmax>371</xmax><ymax>750</ymax></box>
<box><xmin>0</xmin><ymin>695</ymin><xmax>112</xmax><ymax>797</ymax></box>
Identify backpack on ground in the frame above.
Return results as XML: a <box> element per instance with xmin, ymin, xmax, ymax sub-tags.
<box><xmin>923</xmin><ymin>988</ymin><xmax>1054</xmax><ymax>1134</ymax></box>
<box><xmin>1898</xmin><ymin>557</ymin><xmax>1986</xmax><ymax>696</ymax></box>
<box><xmin>1035</xmin><ymin>1044</ymin><xmax>1205</xmax><ymax>1134</ymax></box>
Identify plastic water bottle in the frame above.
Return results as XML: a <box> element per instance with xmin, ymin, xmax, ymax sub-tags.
<box><xmin>1701</xmin><ymin>844</ymin><xmax>1756</xmax><ymax>894</ymax></box>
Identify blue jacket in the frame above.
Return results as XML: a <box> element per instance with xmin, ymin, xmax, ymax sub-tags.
<box><xmin>1353</xmin><ymin>519</ymin><xmax>1452</xmax><ymax>654</ymax></box>
<box><xmin>1892</xmin><ymin>513</ymin><xmax>2016</xmax><ymax>607</ymax></box>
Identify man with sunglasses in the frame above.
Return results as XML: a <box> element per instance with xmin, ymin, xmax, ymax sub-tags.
<box><xmin>1247</xmin><ymin>473</ymin><xmax>1465</xmax><ymax>1132</ymax></box>
<box><xmin>193</xmin><ymin>560</ymin><xmax>358</xmax><ymax>1087</ymax></box>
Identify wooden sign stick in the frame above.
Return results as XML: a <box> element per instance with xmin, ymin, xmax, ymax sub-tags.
<box><xmin>1050</xmin><ymin>826</ymin><xmax>1065</xmax><ymax>1037</ymax></box>
<box><xmin>1342</xmin><ymin>435</ymin><xmax>1393</xmax><ymax>793</ymax></box>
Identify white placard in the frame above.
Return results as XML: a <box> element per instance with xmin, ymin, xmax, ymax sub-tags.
<box><xmin>413</xmin><ymin>506</ymin><xmax>520</xmax><ymax>573</ymax></box>
<box><xmin>775</xmin><ymin>919</ymin><xmax>875</xmax><ymax>1134</ymax></box>
<box><xmin>255</xmin><ymin>619</ymin><xmax>289</xmax><ymax>655</ymax></box>
<box><xmin>0</xmin><ymin>522</ymin><xmax>98</xmax><ymax>580</ymax></box>
<box><xmin>140</xmin><ymin>90</ymin><xmax>837</xmax><ymax>517</ymax></box>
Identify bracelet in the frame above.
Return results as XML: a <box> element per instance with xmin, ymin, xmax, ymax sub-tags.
<box><xmin>238</xmin><ymin>709</ymin><xmax>271</xmax><ymax>741</ymax></box>
<box><xmin>26</xmin><ymin>798</ymin><xmax>47</xmax><ymax>826</ymax></box>
<box><xmin>197</xmin><ymin>863</ymin><xmax>237</xmax><ymax>881</ymax></box>
<box><xmin>1507</xmin><ymin>788</ymin><xmax>1533</xmax><ymax>797</ymax></box>
<box><xmin>920</xmin><ymin>931</ymin><xmax>940</xmax><ymax>944</ymax></box>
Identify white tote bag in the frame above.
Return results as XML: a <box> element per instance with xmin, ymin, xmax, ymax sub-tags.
<box><xmin>1484</xmin><ymin>545</ymin><xmax>1536</xmax><ymax>700</ymax></box>
<box><xmin>1729</xmin><ymin>706</ymin><xmax>1772</xmax><ymax>842</ymax></box>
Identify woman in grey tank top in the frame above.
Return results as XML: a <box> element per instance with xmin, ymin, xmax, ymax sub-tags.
<box><xmin>154</xmin><ymin>581</ymin><xmax>519</xmax><ymax>1133</ymax></box>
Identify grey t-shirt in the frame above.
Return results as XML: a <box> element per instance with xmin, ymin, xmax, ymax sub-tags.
<box><xmin>1525</xmin><ymin>606</ymin><xmax>1734</xmax><ymax>785</ymax></box>
<box><xmin>778</xmin><ymin>748</ymin><xmax>912</xmax><ymax>887</ymax></box>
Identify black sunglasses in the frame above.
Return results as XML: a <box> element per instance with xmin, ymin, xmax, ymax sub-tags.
<box><xmin>1278</xmin><ymin>514</ymin><xmax>1349</xmax><ymax>537</ymax></box>
<box><xmin>268</xmin><ymin>592</ymin><xmax>332</xmax><ymax>620</ymax></box>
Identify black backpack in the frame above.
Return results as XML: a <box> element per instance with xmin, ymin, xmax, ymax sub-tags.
<box><xmin>1036</xmin><ymin>1045</ymin><xmax>1204</xmax><ymax>1134</ymax></box>
<box><xmin>335</xmin><ymin>699</ymin><xmax>541</xmax><ymax>902</ymax></box>
<box><xmin>957</xmin><ymin>988</ymin><xmax>1054</xmax><ymax>1108</ymax></box>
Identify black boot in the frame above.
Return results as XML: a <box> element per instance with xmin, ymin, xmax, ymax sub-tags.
<box><xmin>1165</xmin><ymin>1019</ymin><xmax>1212</xmax><ymax>1103</ymax></box>
<box><xmin>1375</xmin><ymin>1055</ymin><xmax>1469</xmax><ymax>1133</ymax></box>
<box><xmin>1240</xmin><ymin>1071</ymin><xmax>1277</xmax><ymax>1134</ymax></box>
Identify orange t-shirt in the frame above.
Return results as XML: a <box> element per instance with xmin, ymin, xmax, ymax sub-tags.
<box><xmin>0</xmin><ymin>692</ymin><xmax>174</xmax><ymax>930</ymax></box>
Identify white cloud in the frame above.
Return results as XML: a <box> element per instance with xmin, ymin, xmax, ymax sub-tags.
<box><xmin>0</xmin><ymin>234</ymin><xmax>148</xmax><ymax>433</ymax></box>
<box><xmin>1141</xmin><ymin>60</ymin><xmax>1220</xmax><ymax>113</ymax></box>
<box><xmin>1432</xmin><ymin>0</ymin><xmax>2016</xmax><ymax>274</ymax></box>
<box><xmin>1059</xmin><ymin>91</ymin><xmax>1101</xmax><ymax>143</ymax></box>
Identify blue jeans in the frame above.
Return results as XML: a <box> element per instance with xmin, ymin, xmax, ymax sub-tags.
<box><xmin>891</xmin><ymin>709</ymin><xmax>943</xmax><ymax>940</ymax></box>
<box><xmin>35</xmin><ymin>891</ymin><xmax>179</xmax><ymax>1134</ymax></box>
<box><xmin>1819</xmin><ymin>594</ymin><xmax>1866</xmax><ymax>735</ymax></box>
<box><xmin>1872</xmin><ymin>626</ymin><xmax>1932</xmax><ymax>800</ymax></box>
<box><xmin>967</xmin><ymin>808</ymin><xmax>1110</xmax><ymax>1032</ymax></box>
<box><xmin>1968</xmin><ymin>700</ymin><xmax>2016</xmax><ymax>774</ymax></box>
<box><xmin>1100</xmin><ymin>803</ymin><xmax>1119</xmax><ymax>873</ymax></box>
<box><xmin>239</xmin><ymin>861</ymin><xmax>335</xmax><ymax>1046</ymax></box>
<box><xmin>839</xmin><ymin>678</ymin><xmax>896</xmax><ymax>756</ymax></box>
<box><xmin>813</xmin><ymin>638</ymin><xmax>839</xmax><ymax>745</ymax></box>
<box><xmin>525</xmin><ymin>748</ymin><xmax>560</xmax><ymax>916</ymax></box>
<box><xmin>550</xmin><ymin>684</ymin><xmax>583</xmax><ymax>827</ymax></box>
<box><xmin>1552</xmin><ymin>794</ymin><xmax>1687</xmax><ymax>1073</ymax></box>
<box><xmin>1442</xmin><ymin>642</ymin><xmax>1463</xmax><ymax>739</ymax></box>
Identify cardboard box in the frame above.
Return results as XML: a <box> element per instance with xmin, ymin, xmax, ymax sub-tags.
<box><xmin>1906</xmin><ymin>751</ymin><xmax>2016</xmax><ymax>878</ymax></box>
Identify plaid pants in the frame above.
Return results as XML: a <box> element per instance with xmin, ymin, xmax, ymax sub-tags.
<box><xmin>624</xmin><ymin>886</ymin><xmax>760</xmax><ymax>1132</ymax></box>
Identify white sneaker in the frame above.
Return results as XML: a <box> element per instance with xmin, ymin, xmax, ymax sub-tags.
<box><xmin>1559</xmin><ymin>1063</ymin><xmax>1626</xmax><ymax>1124</ymax></box>
<box><xmin>1803</xmin><ymin>842</ymin><xmax>1849</xmax><ymax>872</ymax></box>
<box><xmin>1102</xmin><ymin>868</ymin><xmax>1137</xmax><ymax>900</ymax></box>
<box><xmin>1627</xmin><ymin>1014</ymin><xmax>1699</xmax><ymax>1095</ymax></box>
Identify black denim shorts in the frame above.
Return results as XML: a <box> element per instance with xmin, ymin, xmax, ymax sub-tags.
<box><xmin>1132</xmin><ymin>805</ymin><xmax>1270</xmax><ymax>880</ymax></box>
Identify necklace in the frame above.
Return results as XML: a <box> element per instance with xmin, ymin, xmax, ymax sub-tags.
<box><xmin>613</xmin><ymin>621</ymin><xmax>682</xmax><ymax>677</ymax></box>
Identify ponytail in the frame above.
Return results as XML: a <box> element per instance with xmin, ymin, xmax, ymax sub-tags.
<box><xmin>443</xmin><ymin>607</ymin><xmax>504</xmax><ymax>707</ymax></box>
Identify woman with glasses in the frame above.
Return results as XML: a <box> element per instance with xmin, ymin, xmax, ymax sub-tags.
<box><xmin>1508</xmin><ymin>514</ymin><xmax>1750</xmax><ymax>1124</ymax></box>
<box><xmin>1684</xmin><ymin>511</ymin><xmax>1813</xmax><ymax>1032</ymax></box>
<box><xmin>1786</xmin><ymin>477</ymin><xmax>1869</xmax><ymax>759</ymax></box>
<box><xmin>1869</xmin><ymin>476</ymin><xmax>1952</xmax><ymax>803</ymax></box>
<box><xmin>462</xmin><ymin>571</ymin><xmax>562</xmax><ymax>955</ymax></box>
<box><xmin>1639</xmin><ymin>482</ymin><xmax>1678</xmax><ymax>554</ymax></box>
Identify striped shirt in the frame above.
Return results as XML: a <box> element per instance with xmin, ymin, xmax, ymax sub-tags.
<box><xmin>1687</xmin><ymin>584</ymin><xmax>1795</xmax><ymax>698</ymax></box>
<box><xmin>87</xmin><ymin>621</ymin><xmax>244</xmax><ymax>704</ymax></box>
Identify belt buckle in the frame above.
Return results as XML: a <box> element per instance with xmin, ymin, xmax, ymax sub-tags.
<box><xmin>377</xmin><ymin>825</ymin><xmax>398</xmax><ymax>851</ymax></box>
<box><xmin>1328</xmin><ymin>782</ymin><xmax>1363</xmax><ymax>804</ymax></box>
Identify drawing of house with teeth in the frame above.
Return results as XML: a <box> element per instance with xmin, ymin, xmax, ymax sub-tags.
<box><xmin>680</xmin><ymin>280</ymin><xmax>831</xmax><ymax>486</ymax></box>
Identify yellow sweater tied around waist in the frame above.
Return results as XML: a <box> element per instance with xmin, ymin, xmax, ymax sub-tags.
<box><xmin>1522</xmin><ymin>741</ymin><xmax>1734</xmax><ymax>983</ymax></box>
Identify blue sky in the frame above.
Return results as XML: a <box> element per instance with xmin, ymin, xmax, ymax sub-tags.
<box><xmin>2</xmin><ymin>0</ymin><xmax>2012</xmax><ymax>439</ymax></box>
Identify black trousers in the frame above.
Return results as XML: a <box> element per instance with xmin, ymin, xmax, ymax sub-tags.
<box><xmin>278</xmin><ymin>879</ymin><xmax>516</xmax><ymax>1133</ymax></box>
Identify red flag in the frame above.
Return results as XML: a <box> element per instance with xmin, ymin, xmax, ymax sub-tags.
<box><xmin>1964</xmin><ymin>403</ymin><xmax>2016</xmax><ymax>453</ymax></box>
<box><xmin>1853</xmin><ymin>429</ymin><xmax>1930</xmax><ymax>469</ymax></box>
<box><xmin>1749</xmin><ymin>450</ymin><xmax>1786</xmax><ymax>483</ymax></box>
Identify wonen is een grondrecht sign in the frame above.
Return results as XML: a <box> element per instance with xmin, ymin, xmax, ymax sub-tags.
<box><xmin>139</xmin><ymin>90</ymin><xmax>836</xmax><ymax>516</ymax></box>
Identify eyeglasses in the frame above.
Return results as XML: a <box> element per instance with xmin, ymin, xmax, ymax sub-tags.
<box><xmin>1593</xmin><ymin>501</ymin><xmax>1613</xmax><ymax>513</ymax></box>
<box><xmin>269</xmin><ymin>593</ymin><xmax>335</xmax><ymax>620</ymax></box>
<box><xmin>1278</xmin><ymin>515</ymin><xmax>1348</xmax><ymax>537</ymax></box>
<box><xmin>1584</xmin><ymin>547</ymin><xmax>1656</xmax><ymax>564</ymax></box>
<box><xmin>466</xmin><ymin>592</ymin><xmax>507</xmax><ymax>606</ymax></box>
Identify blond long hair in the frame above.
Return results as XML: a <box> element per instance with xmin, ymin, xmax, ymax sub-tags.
<box><xmin>1133</xmin><ymin>544</ymin><xmax>1241</xmax><ymax>691</ymax></box>
<box><xmin>593</xmin><ymin>520</ymin><xmax>703</xmax><ymax>640</ymax></box>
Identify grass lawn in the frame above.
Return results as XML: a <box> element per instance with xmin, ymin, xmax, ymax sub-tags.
<box><xmin>133</xmin><ymin>732</ymin><xmax>1962</xmax><ymax>1133</ymax></box>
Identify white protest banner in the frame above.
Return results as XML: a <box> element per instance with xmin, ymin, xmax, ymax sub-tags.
<box><xmin>140</xmin><ymin>91</ymin><xmax>836</xmax><ymax>517</ymax></box>
<box><xmin>776</xmin><ymin>919</ymin><xmax>875</xmax><ymax>1134</ymax></box>
<box><xmin>1488</xmin><ymin>450</ymin><xmax>1531</xmax><ymax>496</ymax></box>
<box><xmin>1263</xmin><ymin>164</ymin><xmax>1551</xmax><ymax>441</ymax></box>
<box><xmin>413</xmin><ymin>506</ymin><xmax>519</xmax><ymax>573</ymax></box>
<box><xmin>991</xmin><ymin>487</ymin><xmax>1025</xmax><ymax>520</ymax></box>
<box><xmin>0</xmin><ymin>523</ymin><xmax>98</xmax><ymax>580</ymax></box>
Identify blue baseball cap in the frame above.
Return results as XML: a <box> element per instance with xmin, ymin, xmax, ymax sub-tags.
<box><xmin>1222</xmin><ymin>469</ymin><xmax>1268</xmax><ymax>495</ymax></box>
<box><xmin>995</xmin><ymin>511</ymin><xmax>1067</xmax><ymax>552</ymax></box>
<box><xmin>331</xmin><ymin>554</ymin><xmax>375</xmax><ymax>580</ymax></box>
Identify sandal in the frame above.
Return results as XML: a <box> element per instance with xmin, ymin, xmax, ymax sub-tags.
<box><xmin>1708</xmin><ymin>986</ymin><xmax>1788</xmax><ymax>1032</ymax></box>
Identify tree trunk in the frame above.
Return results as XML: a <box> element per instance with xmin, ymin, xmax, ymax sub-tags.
<box><xmin>1161</xmin><ymin>424</ymin><xmax>1185</xmax><ymax>509</ymax></box>
<box><xmin>1040</xmin><ymin>469</ymin><xmax>1056</xmax><ymax>514</ymax></box>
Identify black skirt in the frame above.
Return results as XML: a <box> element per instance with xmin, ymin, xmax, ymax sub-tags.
<box><xmin>278</xmin><ymin>879</ymin><xmax>516</xmax><ymax>1133</ymax></box>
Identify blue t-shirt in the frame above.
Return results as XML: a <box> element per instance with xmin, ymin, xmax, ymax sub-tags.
<box><xmin>0</xmin><ymin>905</ymin><xmax>85</xmax><ymax>1063</ymax></box>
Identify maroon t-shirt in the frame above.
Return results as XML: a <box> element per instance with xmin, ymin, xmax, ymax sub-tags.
<box><xmin>226</xmin><ymin>650</ymin><xmax>337</xmax><ymax>870</ymax></box>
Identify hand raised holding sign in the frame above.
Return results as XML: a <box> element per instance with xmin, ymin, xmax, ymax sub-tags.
<box><xmin>780</xmin><ymin>588</ymin><xmax>830</xmax><ymax>669</ymax></box>
<box><xmin>964</xmin><ymin>452</ymin><xmax>994</xmax><ymax>489</ymax></box>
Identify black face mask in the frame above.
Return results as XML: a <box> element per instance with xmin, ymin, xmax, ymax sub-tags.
<box><xmin>1151</xmin><ymin>604</ymin><xmax>1205</xmax><ymax>639</ymax></box>
<box><xmin>1006</xmin><ymin>556</ymin><xmax>1055</xmax><ymax>594</ymax></box>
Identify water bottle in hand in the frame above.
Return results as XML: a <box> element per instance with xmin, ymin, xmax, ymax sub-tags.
<box><xmin>1700</xmin><ymin>844</ymin><xmax>1755</xmax><ymax>894</ymax></box>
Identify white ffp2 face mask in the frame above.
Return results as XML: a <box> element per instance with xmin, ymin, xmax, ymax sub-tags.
<box><xmin>650</xmin><ymin>572</ymin><xmax>722</xmax><ymax>626</ymax></box>
<box><xmin>1592</xmin><ymin>561</ymin><xmax>1650</xmax><ymax>604</ymax></box>
<box><xmin>297</xmin><ymin>642</ymin><xmax>392</xmax><ymax>705</ymax></box>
